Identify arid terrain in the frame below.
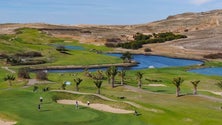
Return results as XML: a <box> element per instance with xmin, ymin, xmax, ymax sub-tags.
<box><xmin>1</xmin><ymin>9</ymin><xmax>222</xmax><ymax>59</ymax></box>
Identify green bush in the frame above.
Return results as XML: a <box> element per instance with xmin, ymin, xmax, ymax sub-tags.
<box><xmin>116</xmin><ymin>32</ymin><xmax>187</xmax><ymax>49</ymax></box>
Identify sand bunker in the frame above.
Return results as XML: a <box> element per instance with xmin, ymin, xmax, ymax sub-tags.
<box><xmin>0</xmin><ymin>119</ymin><xmax>16</xmax><ymax>125</ymax></box>
<box><xmin>147</xmin><ymin>84</ymin><xmax>166</xmax><ymax>87</ymax></box>
<box><xmin>57</xmin><ymin>100</ymin><xmax>134</xmax><ymax>114</ymax></box>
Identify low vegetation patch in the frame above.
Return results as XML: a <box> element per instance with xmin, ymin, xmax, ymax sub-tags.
<box><xmin>106</xmin><ymin>32</ymin><xmax>187</xmax><ymax>49</ymax></box>
<box><xmin>204</xmin><ymin>53</ymin><xmax>222</xmax><ymax>59</ymax></box>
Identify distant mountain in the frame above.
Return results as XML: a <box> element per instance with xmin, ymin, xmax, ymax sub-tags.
<box><xmin>1</xmin><ymin>9</ymin><xmax>222</xmax><ymax>59</ymax></box>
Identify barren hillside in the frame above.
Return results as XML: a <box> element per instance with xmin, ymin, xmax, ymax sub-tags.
<box><xmin>1</xmin><ymin>9</ymin><xmax>222</xmax><ymax>59</ymax></box>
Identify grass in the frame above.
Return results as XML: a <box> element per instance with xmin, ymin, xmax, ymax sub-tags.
<box><xmin>0</xmin><ymin>28</ymin><xmax>222</xmax><ymax>125</ymax></box>
<box><xmin>0</xmin><ymin>89</ymin><xmax>145</xmax><ymax>125</ymax></box>
<box><xmin>0</xmin><ymin>28</ymin><xmax>121</xmax><ymax>66</ymax></box>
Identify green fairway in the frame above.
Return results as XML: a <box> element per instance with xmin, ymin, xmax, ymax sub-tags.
<box><xmin>0</xmin><ymin>28</ymin><xmax>121</xmax><ymax>66</ymax></box>
<box><xmin>0</xmin><ymin>89</ymin><xmax>145</xmax><ymax>125</ymax></box>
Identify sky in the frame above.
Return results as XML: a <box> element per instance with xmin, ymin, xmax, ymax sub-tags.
<box><xmin>0</xmin><ymin>0</ymin><xmax>222</xmax><ymax>25</ymax></box>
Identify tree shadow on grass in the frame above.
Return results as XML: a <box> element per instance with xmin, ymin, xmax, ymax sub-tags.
<box><xmin>154</xmin><ymin>90</ymin><xmax>167</xmax><ymax>93</ymax></box>
<box><xmin>40</xmin><ymin>109</ymin><xmax>51</xmax><ymax>112</ymax></box>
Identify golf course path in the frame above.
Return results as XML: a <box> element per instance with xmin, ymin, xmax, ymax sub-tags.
<box><xmin>1</xmin><ymin>67</ymin><xmax>16</xmax><ymax>74</ymax></box>
<box><xmin>57</xmin><ymin>100</ymin><xmax>134</xmax><ymax>114</ymax></box>
<box><xmin>51</xmin><ymin>90</ymin><xmax>163</xmax><ymax>113</ymax></box>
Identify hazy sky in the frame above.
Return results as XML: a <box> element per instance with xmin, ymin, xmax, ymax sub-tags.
<box><xmin>0</xmin><ymin>0</ymin><xmax>222</xmax><ymax>25</ymax></box>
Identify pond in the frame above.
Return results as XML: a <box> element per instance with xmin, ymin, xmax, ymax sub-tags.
<box><xmin>64</xmin><ymin>45</ymin><xmax>84</xmax><ymax>50</ymax></box>
<box><xmin>189</xmin><ymin>67</ymin><xmax>222</xmax><ymax>76</ymax></box>
<box><xmin>47</xmin><ymin>53</ymin><xmax>203</xmax><ymax>73</ymax></box>
<box><xmin>107</xmin><ymin>53</ymin><xmax>203</xmax><ymax>70</ymax></box>
<box><xmin>51</xmin><ymin>45</ymin><xmax>85</xmax><ymax>50</ymax></box>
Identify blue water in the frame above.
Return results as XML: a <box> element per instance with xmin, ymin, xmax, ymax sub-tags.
<box><xmin>107</xmin><ymin>53</ymin><xmax>203</xmax><ymax>70</ymax></box>
<box><xmin>47</xmin><ymin>53</ymin><xmax>203</xmax><ymax>73</ymax></box>
<box><xmin>65</xmin><ymin>46</ymin><xmax>84</xmax><ymax>50</ymax></box>
<box><xmin>189</xmin><ymin>67</ymin><xmax>222</xmax><ymax>76</ymax></box>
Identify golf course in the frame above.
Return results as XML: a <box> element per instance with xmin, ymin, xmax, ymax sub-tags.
<box><xmin>0</xmin><ymin>28</ymin><xmax>222</xmax><ymax>125</ymax></box>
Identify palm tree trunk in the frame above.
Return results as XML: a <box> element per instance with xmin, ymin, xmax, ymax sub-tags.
<box><xmin>111</xmin><ymin>76</ymin><xmax>114</xmax><ymax>88</ymax></box>
<box><xmin>193</xmin><ymin>86</ymin><xmax>197</xmax><ymax>95</ymax></box>
<box><xmin>176</xmin><ymin>87</ymin><xmax>180</xmax><ymax>97</ymax></box>
<box><xmin>138</xmin><ymin>79</ymin><xmax>142</xmax><ymax>88</ymax></box>
<box><xmin>76</xmin><ymin>84</ymin><xmax>79</xmax><ymax>91</ymax></box>
<box><xmin>97</xmin><ymin>88</ymin><xmax>100</xmax><ymax>94</ymax></box>
<box><xmin>107</xmin><ymin>78</ymin><xmax>111</xmax><ymax>84</ymax></box>
<box><xmin>121</xmin><ymin>77</ymin><xmax>124</xmax><ymax>86</ymax></box>
<box><xmin>9</xmin><ymin>80</ymin><xmax>12</xmax><ymax>86</ymax></box>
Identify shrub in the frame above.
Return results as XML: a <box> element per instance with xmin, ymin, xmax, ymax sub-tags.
<box><xmin>51</xmin><ymin>95</ymin><xmax>59</xmax><ymax>102</ymax></box>
<box><xmin>105</xmin><ymin>42</ymin><xmax>116</xmax><ymax>47</ymax></box>
<box><xmin>144</xmin><ymin>48</ymin><xmax>152</xmax><ymax>52</ymax></box>
<box><xmin>18</xmin><ymin>67</ymin><xmax>30</xmax><ymax>79</ymax></box>
<box><xmin>106</xmin><ymin>38</ymin><xmax>121</xmax><ymax>43</ymax></box>
<box><xmin>6</xmin><ymin>56</ymin><xmax>22</xmax><ymax>65</ymax></box>
<box><xmin>33</xmin><ymin>86</ymin><xmax>38</xmax><ymax>92</ymax></box>
<box><xmin>36</xmin><ymin>70</ymin><xmax>48</xmax><ymax>80</ymax></box>
<box><xmin>204</xmin><ymin>53</ymin><xmax>222</xmax><ymax>59</ymax></box>
<box><xmin>56</xmin><ymin>45</ymin><xmax>67</xmax><ymax>52</ymax></box>
<box><xmin>117</xmin><ymin>32</ymin><xmax>187</xmax><ymax>49</ymax></box>
<box><xmin>15</xmin><ymin>51</ymin><xmax>42</xmax><ymax>57</ymax></box>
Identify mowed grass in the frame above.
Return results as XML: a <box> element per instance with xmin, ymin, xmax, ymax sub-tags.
<box><xmin>0</xmin><ymin>28</ymin><xmax>121</xmax><ymax>66</ymax></box>
<box><xmin>0</xmin><ymin>81</ymin><xmax>221</xmax><ymax>125</ymax></box>
<box><xmin>0</xmin><ymin>89</ymin><xmax>145</xmax><ymax>125</ymax></box>
<box><xmin>0</xmin><ymin>68</ymin><xmax>222</xmax><ymax>125</ymax></box>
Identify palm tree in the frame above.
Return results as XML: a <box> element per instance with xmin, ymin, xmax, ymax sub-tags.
<box><xmin>74</xmin><ymin>78</ymin><xmax>83</xmax><ymax>91</ymax></box>
<box><xmin>94</xmin><ymin>80</ymin><xmax>103</xmax><ymax>94</ymax></box>
<box><xmin>191</xmin><ymin>80</ymin><xmax>200</xmax><ymax>95</ymax></box>
<box><xmin>216</xmin><ymin>81</ymin><xmax>222</xmax><ymax>89</ymax></box>
<box><xmin>110</xmin><ymin>66</ymin><xmax>118</xmax><ymax>88</ymax></box>
<box><xmin>4</xmin><ymin>74</ymin><xmax>15</xmax><ymax>86</ymax></box>
<box><xmin>105</xmin><ymin>67</ymin><xmax>111</xmax><ymax>84</ymax></box>
<box><xmin>120</xmin><ymin>52</ymin><xmax>133</xmax><ymax>63</ymax></box>
<box><xmin>118</xmin><ymin>70</ymin><xmax>126</xmax><ymax>85</ymax></box>
<box><xmin>136</xmin><ymin>72</ymin><xmax>143</xmax><ymax>88</ymax></box>
<box><xmin>93</xmin><ymin>70</ymin><xmax>104</xmax><ymax>80</ymax></box>
<box><xmin>172</xmin><ymin>77</ymin><xmax>184</xmax><ymax>97</ymax></box>
<box><xmin>61</xmin><ymin>83</ymin><xmax>66</xmax><ymax>90</ymax></box>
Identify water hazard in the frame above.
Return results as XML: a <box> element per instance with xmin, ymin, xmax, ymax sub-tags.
<box><xmin>189</xmin><ymin>67</ymin><xmax>222</xmax><ymax>76</ymax></box>
<box><xmin>47</xmin><ymin>53</ymin><xmax>203</xmax><ymax>73</ymax></box>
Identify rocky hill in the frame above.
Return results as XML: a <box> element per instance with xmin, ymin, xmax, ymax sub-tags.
<box><xmin>1</xmin><ymin>9</ymin><xmax>222</xmax><ymax>59</ymax></box>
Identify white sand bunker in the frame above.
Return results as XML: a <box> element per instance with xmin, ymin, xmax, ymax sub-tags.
<box><xmin>147</xmin><ymin>84</ymin><xmax>166</xmax><ymax>87</ymax></box>
<box><xmin>0</xmin><ymin>119</ymin><xmax>16</xmax><ymax>125</ymax></box>
<box><xmin>57</xmin><ymin>100</ymin><xmax>134</xmax><ymax>114</ymax></box>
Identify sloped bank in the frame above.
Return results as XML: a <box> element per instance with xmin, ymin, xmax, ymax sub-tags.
<box><xmin>30</xmin><ymin>61</ymin><xmax>138</xmax><ymax>71</ymax></box>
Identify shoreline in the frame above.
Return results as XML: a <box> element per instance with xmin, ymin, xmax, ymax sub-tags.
<box><xmin>30</xmin><ymin>61</ymin><xmax>138</xmax><ymax>70</ymax></box>
<box><xmin>111</xmin><ymin>48</ymin><xmax>207</xmax><ymax>62</ymax></box>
